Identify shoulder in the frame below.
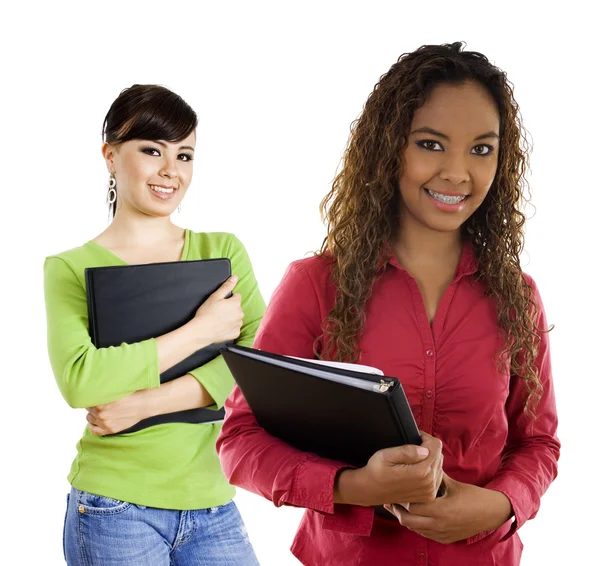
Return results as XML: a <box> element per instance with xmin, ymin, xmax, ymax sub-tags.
<box><xmin>273</xmin><ymin>254</ymin><xmax>336</xmax><ymax>303</ymax></box>
<box><xmin>522</xmin><ymin>271</ymin><xmax>537</xmax><ymax>289</ymax></box>
<box><xmin>45</xmin><ymin>243</ymin><xmax>90</xmax><ymax>265</ymax></box>
<box><xmin>521</xmin><ymin>271</ymin><xmax>543</xmax><ymax>300</ymax></box>
<box><xmin>521</xmin><ymin>272</ymin><xmax>550</xmax><ymax>320</ymax></box>
<box><xmin>285</xmin><ymin>254</ymin><xmax>334</xmax><ymax>282</ymax></box>
<box><xmin>186</xmin><ymin>230</ymin><xmax>245</xmax><ymax>258</ymax></box>
<box><xmin>44</xmin><ymin>243</ymin><xmax>97</xmax><ymax>282</ymax></box>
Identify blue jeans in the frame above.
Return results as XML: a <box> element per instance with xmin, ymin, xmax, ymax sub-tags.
<box><xmin>63</xmin><ymin>487</ymin><xmax>260</xmax><ymax>565</ymax></box>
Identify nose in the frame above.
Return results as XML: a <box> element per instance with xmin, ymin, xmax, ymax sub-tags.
<box><xmin>439</xmin><ymin>152</ymin><xmax>470</xmax><ymax>185</ymax></box>
<box><xmin>159</xmin><ymin>154</ymin><xmax>178</xmax><ymax>179</ymax></box>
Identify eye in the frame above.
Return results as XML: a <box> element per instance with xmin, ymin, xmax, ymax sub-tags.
<box><xmin>416</xmin><ymin>140</ymin><xmax>444</xmax><ymax>151</ymax></box>
<box><xmin>141</xmin><ymin>147</ymin><xmax>161</xmax><ymax>157</ymax></box>
<box><xmin>471</xmin><ymin>144</ymin><xmax>494</xmax><ymax>156</ymax></box>
<box><xmin>178</xmin><ymin>153</ymin><xmax>194</xmax><ymax>162</ymax></box>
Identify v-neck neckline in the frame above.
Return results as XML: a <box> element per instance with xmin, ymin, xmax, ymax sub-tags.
<box><xmin>86</xmin><ymin>228</ymin><xmax>190</xmax><ymax>265</ymax></box>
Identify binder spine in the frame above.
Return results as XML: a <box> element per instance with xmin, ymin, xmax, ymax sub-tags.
<box><xmin>386</xmin><ymin>386</ymin><xmax>422</xmax><ymax>446</ymax></box>
<box><xmin>85</xmin><ymin>270</ymin><xmax>99</xmax><ymax>346</ymax></box>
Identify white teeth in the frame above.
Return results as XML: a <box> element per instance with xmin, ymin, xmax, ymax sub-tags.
<box><xmin>426</xmin><ymin>189</ymin><xmax>466</xmax><ymax>204</ymax></box>
<box><xmin>150</xmin><ymin>185</ymin><xmax>174</xmax><ymax>193</ymax></box>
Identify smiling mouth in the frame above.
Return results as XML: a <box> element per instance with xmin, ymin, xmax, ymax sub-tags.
<box><xmin>425</xmin><ymin>188</ymin><xmax>467</xmax><ymax>204</ymax></box>
<box><xmin>149</xmin><ymin>184</ymin><xmax>176</xmax><ymax>194</ymax></box>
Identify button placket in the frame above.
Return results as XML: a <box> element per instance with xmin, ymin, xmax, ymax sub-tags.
<box><xmin>422</xmin><ymin>346</ymin><xmax>436</xmax><ymax>430</ymax></box>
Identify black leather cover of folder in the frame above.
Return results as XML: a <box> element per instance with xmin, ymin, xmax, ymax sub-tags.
<box><xmin>85</xmin><ymin>258</ymin><xmax>232</xmax><ymax>433</ymax></box>
<box><xmin>221</xmin><ymin>344</ymin><xmax>422</xmax><ymax>467</ymax></box>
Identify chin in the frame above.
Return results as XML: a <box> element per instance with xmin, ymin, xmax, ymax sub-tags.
<box><xmin>430</xmin><ymin>224</ymin><xmax>464</xmax><ymax>234</ymax></box>
<box><xmin>421</xmin><ymin>216</ymin><xmax>466</xmax><ymax>233</ymax></box>
<box><xmin>139</xmin><ymin>204</ymin><xmax>177</xmax><ymax>218</ymax></box>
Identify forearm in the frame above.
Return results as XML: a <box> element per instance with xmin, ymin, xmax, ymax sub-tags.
<box><xmin>155</xmin><ymin>319</ymin><xmax>212</xmax><ymax>375</ymax></box>
<box><xmin>142</xmin><ymin>373</ymin><xmax>215</xmax><ymax>417</ymax></box>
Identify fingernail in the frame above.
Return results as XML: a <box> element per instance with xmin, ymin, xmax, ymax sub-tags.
<box><xmin>230</xmin><ymin>275</ymin><xmax>238</xmax><ymax>283</ymax></box>
<box><xmin>417</xmin><ymin>447</ymin><xmax>429</xmax><ymax>457</ymax></box>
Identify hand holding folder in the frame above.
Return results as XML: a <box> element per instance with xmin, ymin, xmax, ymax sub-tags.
<box><xmin>221</xmin><ymin>345</ymin><xmax>444</xmax><ymax>516</ymax></box>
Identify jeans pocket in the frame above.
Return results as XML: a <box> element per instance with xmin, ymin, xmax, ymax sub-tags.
<box><xmin>76</xmin><ymin>489</ymin><xmax>132</xmax><ymax>516</ymax></box>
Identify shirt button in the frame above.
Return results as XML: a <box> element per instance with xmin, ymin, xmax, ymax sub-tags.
<box><xmin>418</xmin><ymin>552</ymin><xmax>426</xmax><ymax>561</ymax></box>
<box><xmin>425</xmin><ymin>349</ymin><xmax>434</xmax><ymax>358</ymax></box>
<box><xmin>425</xmin><ymin>389</ymin><xmax>433</xmax><ymax>399</ymax></box>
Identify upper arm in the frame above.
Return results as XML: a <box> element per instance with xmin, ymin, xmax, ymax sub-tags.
<box><xmin>44</xmin><ymin>256</ymin><xmax>92</xmax><ymax>384</ymax></box>
<box><xmin>254</xmin><ymin>259</ymin><xmax>325</xmax><ymax>357</ymax></box>
<box><xmin>228</xmin><ymin>234</ymin><xmax>266</xmax><ymax>347</ymax></box>
<box><xmin>44</xmin><ymin>256</ymin><xmax>159</xmax><ymax>408</ymax></box>
<box><xmin>505</xmin><ymin>276</ymin><xmax>558</xmax><ymax>445</ymax></box>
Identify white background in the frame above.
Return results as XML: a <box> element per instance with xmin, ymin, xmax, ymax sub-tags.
<box><xmin>2</xmin><ymin>1</ymin><xmax>598</xmax><ymax>564</ymax></box>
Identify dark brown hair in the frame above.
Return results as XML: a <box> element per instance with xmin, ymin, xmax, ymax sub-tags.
<box><xmin>102</xmin><ymin>84</ymin><xmax>198</xmax><ymax>217</ymax></box>
<box><xmin>318</xmin><ymin>41</ymin><xmax>549</xmax><ymax>417</ymax></box>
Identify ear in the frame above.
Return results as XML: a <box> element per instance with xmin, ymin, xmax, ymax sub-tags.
<box><xmin>102</xmin><ymin>142</ymin><xmax>117</xmax><ymax>174</ymax></box>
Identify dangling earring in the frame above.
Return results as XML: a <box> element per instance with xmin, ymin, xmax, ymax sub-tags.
<box><xmin>107</xmin><ymin>174</ymin><xmax>117</xmax><ymax>204</ymax></box>
<box><xmin>177</xmin><ymin>204</ymin><xmax>182</xmax><ymax>214</ymax></box>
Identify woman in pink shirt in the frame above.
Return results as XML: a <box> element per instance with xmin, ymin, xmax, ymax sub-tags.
<box><xmin>217</xmin><ymin>42</ymin><xmax>559</xmax><ymax>565</ymax></box>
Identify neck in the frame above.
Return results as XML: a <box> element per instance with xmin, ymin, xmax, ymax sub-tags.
<box><xmin>393</xmin><ymin>213</ymin><xmax>463</xmax><ymax>268</ymax></box>
<box><xmin>105</xmin><ymin>205</ymin><xmax>180</xmax><ymax>247</ymax></box>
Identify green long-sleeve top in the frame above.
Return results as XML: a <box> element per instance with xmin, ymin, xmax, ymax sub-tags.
<box><xmin>44</xmin><ymin>230</ymin><xmax>266</xmax><ymax>509</ymax></box>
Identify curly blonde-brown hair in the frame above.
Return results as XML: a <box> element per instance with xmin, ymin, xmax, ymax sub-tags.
<box><xmin>317</xmin><ymin>42</ymin><xmax>550</xmax><ymax>417</ymax></box>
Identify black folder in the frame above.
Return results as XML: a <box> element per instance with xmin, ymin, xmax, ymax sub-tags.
<box><xmin>222</xmin><ymin>345</ymin><xmax>436</xmax><ymax>518</ymax></box>
<box><xmin>221</xmin><ymin>344</ymin><xmax>422</xmax><ymax>467</ymax></box>
<box><xmin>85</xmin><ymin>258</ymin><xmax>232</xmax><ymax>433</ymax></box>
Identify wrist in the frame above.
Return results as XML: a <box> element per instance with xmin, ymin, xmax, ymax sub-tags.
<box><xmin>334</xmin><ymin>467</ymin><xmax>369</xmax><ymax>506</ymax></box>
<box><xmin>483</xmin><ymin>488</ymin><xmax>513</xmax><ymax>529</ymax></box>
<box><xmin>134</xmin><ymin>388</ymin><xmax>156</xmax><ymax>421</ymax></box>
<box><xmin>186</xmin><ymin>317</ymin><xmax>213</xmax><ymax>349</ymax></box>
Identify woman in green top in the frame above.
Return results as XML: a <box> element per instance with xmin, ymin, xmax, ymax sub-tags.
<box><xmin>44</xmin><ymin>84</ymin><xmax>265</xmax><ymax>565</ymax></box>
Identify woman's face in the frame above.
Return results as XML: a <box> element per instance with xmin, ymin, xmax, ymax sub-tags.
<box><xmin>103</xmin><ymin>130</ymin><xmax>196</xmax><ymax>218</ymax></box>
<box><xmin>398</xmin><ymin>80</ymin><xmax>500</xmax><ymax>235</ymax></box>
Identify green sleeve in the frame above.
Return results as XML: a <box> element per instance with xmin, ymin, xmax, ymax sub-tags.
<box><xmin>188</xmin><ymin>235</ymin><xmax>266</xmax><ymax>409</ymax></box>
<box><xmin>44</xmin><ymin>257</ymin><xmax>161</xmax><ymax>408</ymax></box>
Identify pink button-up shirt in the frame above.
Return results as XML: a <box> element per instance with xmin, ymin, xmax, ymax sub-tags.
<box><xmin>217</xmin><ymin>244</ymin><xmax>560</xmax><ymax>565</ymax></box>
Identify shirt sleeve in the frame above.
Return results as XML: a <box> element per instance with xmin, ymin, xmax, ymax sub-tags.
<box><xmin>44</xmin><ymin>256</ymin><xmax>160</xmax><ymax>409</ymax></box>
<box><xmin>188</xmin><ymin>234</ymin><xmax>266</xmax><ymax>409</ymax></box>
<box><xmin>216</xmin><ymin>260</ymin><xmax>375</xmax><ymax>536</ymax></box>
<box><xmin>478</xmin><ymin>277</ymin><xmax>560</xmax><ymax>542</ymax></box>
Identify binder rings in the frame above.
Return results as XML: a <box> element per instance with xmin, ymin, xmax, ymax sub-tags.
<box><xmin>85</xmin><ymin>258</ymin><xmax>232</xmax><ymax>433</ymax></box>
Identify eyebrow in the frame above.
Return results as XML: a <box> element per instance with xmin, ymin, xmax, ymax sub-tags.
<box><xmin>153</xmin><ymin>140</ymin><xmax>195</xmax><ymax>151</ymax></box>
<box><xmin>410</xmin><ymin>127</ymin><xmax>500</xmax><ymax>141</ymax></box>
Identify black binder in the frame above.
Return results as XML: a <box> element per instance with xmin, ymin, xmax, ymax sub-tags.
<box><xmin>222</xmin><ymin>345</ymin><xmax>437</xmax><ymax>518</ymax></box>
<box><xmin>221</xmin><ymin>344</ymin><xmax>422</xmax><ymax>467</ymax></box>
<box><xmin>85</xmin><ymin>258</ymin><xmax>232</xmax><ymax>433</ymax></box>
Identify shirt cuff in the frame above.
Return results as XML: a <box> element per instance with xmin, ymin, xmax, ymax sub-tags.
<box><xmin>466</xmin><ymin>519</ymin><xmax>514</xmax><ymax>545</ymax></box>
<box><xmin>483</xmin><ymin>474</ymin><xmax>534</xmax><ymax>541</ymax></box>
<box><xmin>188</xmin><ymin>355</ymin><xmax>234</xmax><ymax>410</ymax></box>
<box><xmin>284</xmin><ymin>456</ymin><xmax>375</xmax><ymax>536</ymax></box>
<box><xmin>466</xmin><ymin>529</ymin><xmax>495</xmax><ymax>545</ymax></box>
<box><xmin>146</xmin><ymin>339</ymin><xmax>161</xmax><ymax>391</ymax></box>
<box><xmin>283</xmin><ymin>454</ymin><xmax>343</xmax><ymax>511</ymax></box>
